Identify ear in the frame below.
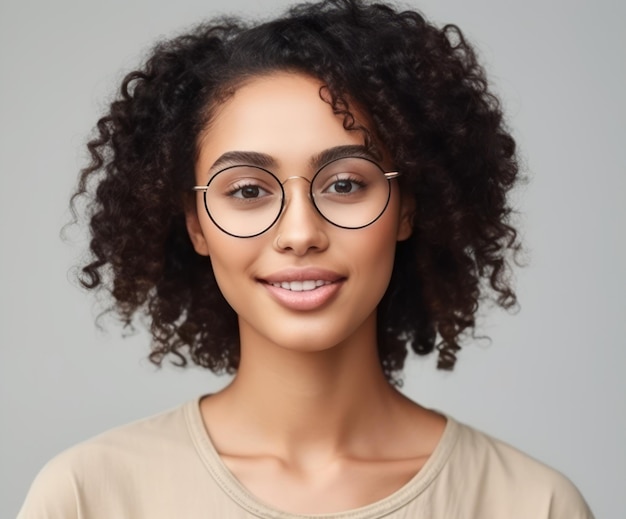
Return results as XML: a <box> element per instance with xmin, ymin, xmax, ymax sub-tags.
<box><xmin>185</xmin><ymin>202</ymin><xmax>211</xmax><ymax>256</ymax></box>
<box><xmin>396</xmin><ymin>193</ymin><xmax>415</xmax><ymax>242</ymax></box>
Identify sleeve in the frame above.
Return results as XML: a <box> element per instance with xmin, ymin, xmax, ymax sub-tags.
<box><xmin>452</xmin><ymin>424</ymin><xmax>596</xmax><ymax>519</ymax></box>
<box><xmin>546</xmin><ymin>473</ymin><xmax>595</xmax><ymax>519</ymax></box>
<box><xmin>16</xmin><ymin>457</ymin><xmax>81</xmax><ymax>519</ymax></box>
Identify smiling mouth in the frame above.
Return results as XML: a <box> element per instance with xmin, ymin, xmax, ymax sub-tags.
<box><xmin>269</xmin><ymin>280</ymin><xmax>333</xmax><ymax>292</ymax></box>
<box><xmin>260</xmin><ymin>269</ymin><xmax>345</xmax><ymax>309</ymax></box>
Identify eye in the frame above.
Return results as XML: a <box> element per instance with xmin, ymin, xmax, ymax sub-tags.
<box><xmin>228</xmin><ymin>182</ymin><xmax>272</xmax><ymax>199</ymax></box>
<box><xmin>226</xmin><ymin>180</ymin><xmax>272</xmax><ymax>200</ymax></box>
<box><xmin>324</xmin><ymin>176</ymin><xmax>366</xmax><ymax>195</ymax></box>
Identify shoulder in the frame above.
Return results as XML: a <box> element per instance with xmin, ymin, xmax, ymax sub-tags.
<box><xmin>435</xmin><ymin>417</ymin><xmax>594</xmax><ymax>518</ymax></box>
<box><xmin>44</xmin><ymin>401</ymin><xmax>192</xmax><ymax>473</ymax></box>
<box><xmin>17</xmin><ymin>402</ymin><xmax>197</xmax><ymax>519</ymax></box>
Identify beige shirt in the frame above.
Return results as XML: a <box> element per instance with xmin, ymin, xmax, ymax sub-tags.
<box><xmin>18</xmin><ymin>398</ymin><xmax>594</xmax><ymax>519</ymax></box>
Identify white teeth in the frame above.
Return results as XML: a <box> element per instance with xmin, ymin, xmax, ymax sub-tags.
<box><xmin>290</xmin><ymin>281</ymin><xmax>304</xmax><ymax>291</ymax></box>
<box><xmin>271</xmin><ymin>280</ymin><xmax>332</xmax><ymax>291</ymax></box>
<box><xmin>302</xmin><ymin>280</ymin><xmax>317</xmax><ymax>291</ymax></box>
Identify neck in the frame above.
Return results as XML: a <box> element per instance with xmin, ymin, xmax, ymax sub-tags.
<box><xmin>207</xmin><ymin>313</ymin><xmax>403</xmax><ymax>460</ymax></box>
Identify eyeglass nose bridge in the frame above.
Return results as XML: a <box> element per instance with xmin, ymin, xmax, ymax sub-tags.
<box><xmin>278</xmin><ymin>175</ymin><xmax>316</xmax><ymax>206</ymax></box>
<box><xmin>275</xmin><ymin>175</ymin><xmax>319</xmax><ymax>221</ymax></box>
<box><xmin>281</xmin><ymin>175</ymin><xmax>312</xmax><ymax>186</ymax></box>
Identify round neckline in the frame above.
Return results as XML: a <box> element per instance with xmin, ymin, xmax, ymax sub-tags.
<box><xmin>184</xmin><ymin>396</ymin><xmax>460</xmax><ymax>519</ymax></box>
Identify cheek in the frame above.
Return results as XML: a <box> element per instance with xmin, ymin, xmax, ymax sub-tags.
<box><xmin>340</xmin><ymin>216</ymin><xmax>400</xmax><ymax>291</ymax></box>
<box><xmin>356</xmin><ymin>198</ymin><xmax>403</xmax><ymax>289</ymax></box>
<box><xmin>197</xmin><ymin>221</ymin><xmax>257</xmax><ymax>305</ymax></box>
<box><xmin>207</xmin><ymin>252</ymin><xmax>256</xmax><ymax>316</ymax></box>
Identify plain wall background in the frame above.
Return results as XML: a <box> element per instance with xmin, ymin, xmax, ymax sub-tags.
<box><xmin>1</xmin><ymin>0</ymin><xmax>624</xmax><ymax>517</ymax></box>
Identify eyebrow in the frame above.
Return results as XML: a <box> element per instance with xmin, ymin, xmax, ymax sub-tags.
<box><xmin>208</xmin><ymin>151</ymin><xmax>277</xmax><ymax>173</ymax></box>
<box><xmin>310</xmin><ymin>145</ymin><xmax>382</xmax><ymax>168</ymax></box>
<box><xmin>208</xmin><ymin>144</ymin><xmax>383</xmax><ymax>175</ymax></box>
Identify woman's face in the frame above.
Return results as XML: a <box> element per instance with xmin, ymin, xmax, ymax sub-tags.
<box><xmin>187</xmin><ymin>72</ymin><xmax>413</xmax><ymax>353</ymax></box>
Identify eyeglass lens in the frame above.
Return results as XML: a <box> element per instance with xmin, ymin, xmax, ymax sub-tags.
<box><xmin>202</xmin><ymin>157</ymin><xmax>393</xmax><ymax>238</ymax></box>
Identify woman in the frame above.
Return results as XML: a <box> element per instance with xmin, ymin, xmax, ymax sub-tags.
<box><xmin>18</xmin><ymin>0</ymin><xmax>593</xmax><ymax>517</ymax></box>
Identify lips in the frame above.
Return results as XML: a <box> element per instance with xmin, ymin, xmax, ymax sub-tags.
<box><xmin>259</xmin><ymin>268</ymin><xmax>345</xmax><ymax>310</ymax></box>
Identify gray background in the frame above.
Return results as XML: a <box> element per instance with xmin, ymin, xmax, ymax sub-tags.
<box><xmin>1</xmin><ymin>0</ymin><xmax>624</xmax><ymax>517</ymax></box>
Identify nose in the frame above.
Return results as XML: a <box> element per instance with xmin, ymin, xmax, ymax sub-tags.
<box><xmin>273</xmin><ymin>176</ymin><xmax>329</xmax><ymax>255</ymax></box>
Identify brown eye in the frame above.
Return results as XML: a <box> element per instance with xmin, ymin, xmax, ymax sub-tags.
<box><xmin>241</xmin><ymin>185</ymin><xmax>261</xmax><ymax>198</ymax></box>
<box><xmin>324</xmin><ymin>178</ymin><xmax>365</xmax><ymax>195</ymax></box>
<box><xmin>332</xmin><ymin>179</ymin><xmax>356</xmax><ymax>193</ymax></box>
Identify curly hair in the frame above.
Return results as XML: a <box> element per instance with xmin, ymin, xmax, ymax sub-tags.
<box><xmin>72</xmin><ymin>0</ymin><xmax>521</xmax><ymax>384</ymax></box>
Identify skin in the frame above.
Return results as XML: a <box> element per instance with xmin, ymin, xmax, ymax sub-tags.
<box><xmin>185</xmin><ymin>72</ymin><xmax>446</xmax><ymax>514</ymax></box>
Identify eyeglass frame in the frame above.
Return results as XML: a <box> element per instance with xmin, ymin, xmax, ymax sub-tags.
<box><xmin>192</xmin><ymin>156</ymin><xmax>401</xmax><ymax>238</ymax></box>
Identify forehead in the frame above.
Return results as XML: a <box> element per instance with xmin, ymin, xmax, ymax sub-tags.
<box><xmin>196</xmin><ymin>73</ymin><xmax>371</xmax><ymax>176</ymax></box>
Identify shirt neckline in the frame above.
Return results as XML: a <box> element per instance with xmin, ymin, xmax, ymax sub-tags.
<box><xmin>184</xmin><ymin>395</ymin><xmax>460</xmax><ymax>519</ymax></box>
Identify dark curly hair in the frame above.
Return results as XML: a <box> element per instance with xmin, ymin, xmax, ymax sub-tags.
<box><xmin>72</xmin><ymin>0</ymin><xmax>521</xmax><ymax>384</ymax></box>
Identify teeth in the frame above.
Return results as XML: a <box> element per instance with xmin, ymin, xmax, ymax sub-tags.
<box><xmin>271</xmin><ymin>280</ymin><xmax>332</xmax><ymax>291</ymax></box>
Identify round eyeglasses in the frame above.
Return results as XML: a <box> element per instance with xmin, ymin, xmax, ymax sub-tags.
<box><xmin>193</xmin><ymin>156</ymin><xmax>400</xmax><ymax>238</ymax></box>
